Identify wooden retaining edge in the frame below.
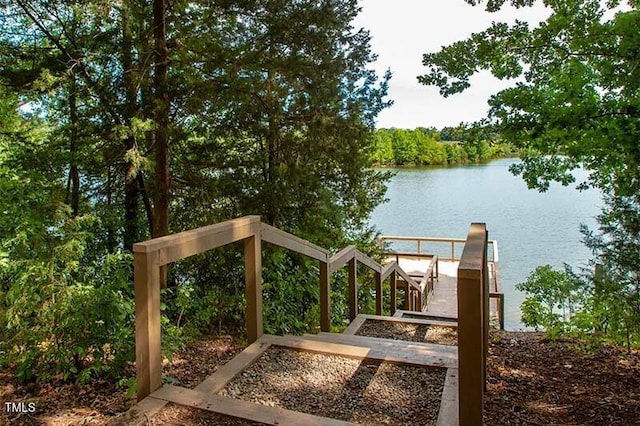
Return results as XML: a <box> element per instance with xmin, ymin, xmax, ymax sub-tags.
<box><xmin>309</xmin><ymin>332</ymin><xmax>457</xmax><ymax>355</ymax></box>
<box><xmin>301</xmin><ymin>333</ymin><xmax>457</xmax><ymax>369</ymax></box>
<box><xmin>269</xmin><ymin>335</ymin><xmax>457</xmax><ymax>369</ymax></box>
<box><xmin>343</xmin><ymin>315</ymin><xmax>367</xmax><ymax>335</ymax></box>
<box><xmin>394</xmin><ymin>310</ymin><xmax>458</xmax><ymax>322</ymax></box>
<box><xmin>196</xmin><ymin>335</ymin><xmax>272</xmax><ymax>394</ymax></box>
<box><xmin>106</xmin><ymin>395</ymin><xmax>168</xmax><ymax>426</ymax></box>
<box><xmin>355</xmin><ymin>313</ymin><xmax>458</xmax><ymax>328</ymax></box>
<box><xmin>151</xmin><ymin>384</ymin><xmax>356</xmax><ymax>426</ymax></box>
<box><xmin>437</xmin><ymin>368</ymin><xmax>459</xmax><ymax>426</ymax></box>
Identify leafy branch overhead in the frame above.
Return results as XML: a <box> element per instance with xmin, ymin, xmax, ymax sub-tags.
<box><xmin>419</xmin><ymin>0</ymin><xmax>640</xmax><ymax>195</ymax></box>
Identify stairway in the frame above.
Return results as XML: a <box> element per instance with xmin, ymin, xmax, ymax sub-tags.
<box><xmin>124</xmin><ymin>313</ymin><xmax>459</xmax><ymax>426</ymax></box>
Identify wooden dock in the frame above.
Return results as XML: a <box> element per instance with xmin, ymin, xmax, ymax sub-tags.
<box><xmin>386</xmin><ymin>254</ymin><xmax>503</xmax><ymax>327</ymax></box>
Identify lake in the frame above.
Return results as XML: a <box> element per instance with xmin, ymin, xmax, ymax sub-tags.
<box><xmin>370</xmin><ymin>158</ymin><xmax>602</xmax><ymax>330</ymax></box>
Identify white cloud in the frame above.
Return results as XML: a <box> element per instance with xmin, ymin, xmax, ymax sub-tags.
<box><xmin>355</xmin><ymin>0</ymin><xmax>551</xmax><ymax>128</ymax></box>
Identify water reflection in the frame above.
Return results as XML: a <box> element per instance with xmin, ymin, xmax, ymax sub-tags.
<box><xmin>370</xmin><ymin>158</ymin><xmax>602</xmax><ymax>329</ymax></box>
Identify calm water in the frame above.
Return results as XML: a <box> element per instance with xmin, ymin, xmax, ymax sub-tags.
<box><xmin>370</xmin><ymin>158</ymin><xmax>602</xmax><ymax>330</ymax></box>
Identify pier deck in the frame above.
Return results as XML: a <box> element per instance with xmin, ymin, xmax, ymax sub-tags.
<box><xmin>386</xmin><ymin>255</ymin><xmax>503</xmax><ymax>327</ymax></box>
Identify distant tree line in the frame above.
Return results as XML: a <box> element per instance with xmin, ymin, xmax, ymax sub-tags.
<box><xmin>372</xmin><ymin>126</ymin><xmax>514</xmax><ymax>166</ymax></box>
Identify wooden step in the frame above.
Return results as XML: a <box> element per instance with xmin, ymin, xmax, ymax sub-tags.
<box><xmin>272</xmin><ymin>334</ymin><xmax>456</xmax><ymax>369</ymax></box>
<box><xmin>150</xmin><ymin>384</ymin><xmax>356</xmax><ymax>426</ymax></box>
<box><xmin>306</xmin><ymin>331</ymin><xmax>457</xmax><ymax>354</ymax></box>
<box><xmin>344</xmin><ymin>313</ymin><xmax>457</xmax><ymax>335</ymax></box>
<box><xmin>393</xmin><ymin>309</ymin><xmax>458</xmax><ymax>322</ymax></box>
<box><xmin>302</xmin><ymin>332</ymin><xmax>457</xmax><ymax>369</ymax></box>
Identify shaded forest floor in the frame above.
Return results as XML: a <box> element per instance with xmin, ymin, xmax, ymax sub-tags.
<box><xmin>1</xmin><ymin>331</ymin><xmax>639</xmax><ymax>425</ymax></box>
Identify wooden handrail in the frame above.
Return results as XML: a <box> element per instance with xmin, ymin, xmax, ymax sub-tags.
<box><xmin>379</xmin><ymin>235</ymin><xmax>499</xmax><ymax>262</ymax></box>
<box><xmin>328</xmin><ymin>246</ymin><xmax>357</xmax><ymax>273</ymax></box>
<box><xmin>380</xmin><ymin>261</ymin><xmax>396</xmax><ymax>281</ymax></box>
<box><xmin>261</xmin><ymin>223</ymin><xmax>329</xmax><ymax>262</ymax></box>
<box><xmin>328</xmin><ymin>246</ymin><xmax>420</xmax><ymax>291</ymax></box>
<box><xmin>355</xmin><ymin>250</ymin><xmax>381</xmax><ymax>273</ymax></box>
<box><xmin>133</xmin><ymin>215</ymin><xmax>261</xmax><ymax>265</ymax></box>
<box><xmin>380</xmin><ymin>235</ymin><xmax>467</xmax><ymax>243</ymax></box>
<box><xmin>134</xmin><ymin>215</ymin><xmax>426</xmax><ymax>401</ymax></box>
<box><xmin>457</xmin><ymin>223</ymin><xmax>489</xmax><ymax>425</ymax></box>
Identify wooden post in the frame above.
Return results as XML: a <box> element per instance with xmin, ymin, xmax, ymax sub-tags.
<box><xmin>457</xmin><ymin>223</ymin><xmax>487</xmax><ymax>426</ymax></box>
<box><xmin>499</xmin><ymin>293</ymin><xmax>505</xmax><ymax>330</ymax></box>
<box><xmin>417</xmin><ymin>240</ymin><xmax>422</xmax><ymax>254</ymax></box>
<box><xmin>134</xmin><ymin>250</ymin><xmax>162</xmax><ymax>401</ymax></box>
<box><xmin>403</xmin><ymin>282</ymin><xmax>409</xmax><ymax>310</ymax></box>
<box><xmin>375</xmin><ymin>271</ymin><xmax>383</xmax><ymax>315</ymax></box>
<box><xmin>417</xmin><ymin>291</ymin><xmax>422</xmax><ymax>312</ymax></box>
<box><xmin>348</xmin><ymin>258</ymin><xmax>358</xmax><ymax>321</ymax></box>
<box><xmin>483</xmin><ymin>229</ymin><xmax>490</xmax><ymax>389</ymax></box>
<box><xmin>390</xmin><ymin>270</ymin><xmax>397</xmax><ymax>316</ymax></box>
<box><xmin>244</xmin><ymin>234</ymin><xmax>263</xmax><ymax>344</ymax></box>
<box><xmin>320</xmin><ymin>260</ymin><xmax>330</xmax><ymax>332</ymax></box>
<box><xmin>451</xmin><ymin>241</ymin><xmax>455</xmax><ymax>261</ymax></box>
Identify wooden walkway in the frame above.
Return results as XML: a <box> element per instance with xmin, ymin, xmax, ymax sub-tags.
<box><xmin>390</xmin><ymin>256</ymin><xmax>459</xmax><ymax>317</ymax></box>
<box><xmin>390</xmin><ymin>256</ymin><xmax>502</xmax><ymax>325</ymax></box>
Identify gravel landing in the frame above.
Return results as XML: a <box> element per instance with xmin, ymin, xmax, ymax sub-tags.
<box><xmin>219</xmin><ymin>347</ymin><xmax>446</xmax><ymax>425</ymax></box>
<box><xmin>355</xmin><ymin>319</ymin><xmax>457</xmax><ymax>346</ymax></box>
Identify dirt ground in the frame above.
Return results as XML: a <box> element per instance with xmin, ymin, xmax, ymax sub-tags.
<box><xmin>1</xmin><ymin>331</ymin><xmax>639</xmax><ymax>425</ymax></box>
<box><xmin>484</xmin><ymin>331</ymin><xmax>640</xmax><ymax>425</ymax></box>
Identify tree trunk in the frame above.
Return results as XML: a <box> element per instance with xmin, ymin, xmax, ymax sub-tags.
<box><xmin>67</xmin><ymin>72</ymin><xmax>80</xmax><ymax>217</ymax></box>
<box><xmin>153</xmin><ymin>0</ymin><xmax>170</xmax><ymax>287</ymax></box>
<box><xmin>152</xmin><ymin>0</ymin><xmax>169</xmax><ymax>241</ymax></box>
<box><xmin>122</xmin><ymin>5</ymin><xmax>139</xmax><ymax>251</ymax></box>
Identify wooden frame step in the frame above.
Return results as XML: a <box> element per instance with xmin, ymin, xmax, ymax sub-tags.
<box><xmin>392</xmin><ymin>309</ymin><xmax>458</xmax><ymax>322</ymax></box>
<box><xmin>344</xmin><ymin>313</ymin><xmax>457</xmax><ymax>336</ymax></box>
<box><xmin>151</xmin><ymin>384</ymin><xmax>356</xmax><ymax>425</ymax></box>
<box><xmin>302</xmin><ymin>332</ymin><xmax>457</xmax><ymax>367</ymax></box>
<box><xmin>118</xmin><ymin>334</ymin><xmax>459</xmax><ymax>425</ymax></box>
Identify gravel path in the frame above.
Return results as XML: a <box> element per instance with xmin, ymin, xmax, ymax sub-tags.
<box><xmin>355</xmin><ymin>319</ymin><xmax>457</xmax><ymax>346</ymax></box>
<box><xmin>219</xmin><ymin>347</ymin><xmax>446</xmax><ymax>425</ymax></box>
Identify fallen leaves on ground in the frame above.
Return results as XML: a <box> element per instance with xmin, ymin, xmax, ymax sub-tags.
<box><xmin>1</xmin><ymin>331</ymin><xmax>639</xmax><ymax>425</ymax></box>
<box><xmin>484</xmin><ymin>331</ymin><xmax>640</xmax><ymax>425</ymax></box>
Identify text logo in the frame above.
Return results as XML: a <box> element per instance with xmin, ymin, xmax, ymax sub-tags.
<box><xmin>4</xmin><ymin>402</ymin><xmax>37</xmax><ymax>414</ymax></box>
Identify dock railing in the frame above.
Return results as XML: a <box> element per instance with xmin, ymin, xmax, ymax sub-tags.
<box><xmin>379</xmin><ymin>235</ymin><xmax>504</xmax><ymax>329</ymax></box>
<box><xmin>133</xmin><ymin>216</ymin><xmax>423</xmax><ymax>400</ymax></box>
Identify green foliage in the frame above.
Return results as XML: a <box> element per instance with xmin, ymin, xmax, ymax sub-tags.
<box><xmin>578</xmin><ymin>191</ymin><xmax>640</xmax><ymax>349</ymax></box>
<box><xmin>422</xmin><ymin>0</ymin><xmax>640</xmax><ymax>349</ymax></box>
<box><xmin>0</xmin><ymin>210</ymin><xmax>135</xmax><ymax>383</ymax></box>
<box><xmin>372</xmin><ymin>127</ymin><xmax>512</xmax><ymax>166</ymax></box>
<box><xmin>0</xmin><ymin>0</ymin><xmax>392</xmax><ymax>385</ymax></box>
<box><xmin>420</xmin><ymin>0</ymin><xmax>640</xmax><ymax>196</ymax></box>
<box><xmin>262</xmin><ymin>252</ymin><xmax>321</xmax><ymax>335</ymax></box>
<box><xmin>516</xmin><ymin>265</ymin><xmax>584</xmax><ymax>337</ymax></box>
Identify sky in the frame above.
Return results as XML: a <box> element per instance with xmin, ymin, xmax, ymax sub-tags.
<box><xmin>354</xmin><ymin>0</ymin><xmax>551</xmax><ymax>129</ymax></box>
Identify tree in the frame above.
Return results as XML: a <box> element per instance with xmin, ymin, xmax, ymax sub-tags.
<box><xmin>0</xmin><ymin>0</ymin><xmax>392</xmax><ymax>381</ymax></box>
<box><xmin>419</xmin><ymin>0</ymin><xmax>640</xmax><ymax>346</ymax></box>
<box><xmin>419</xmin><ymin>0</ymin><xmax>640</xmax><ymax>195</ymax></box>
